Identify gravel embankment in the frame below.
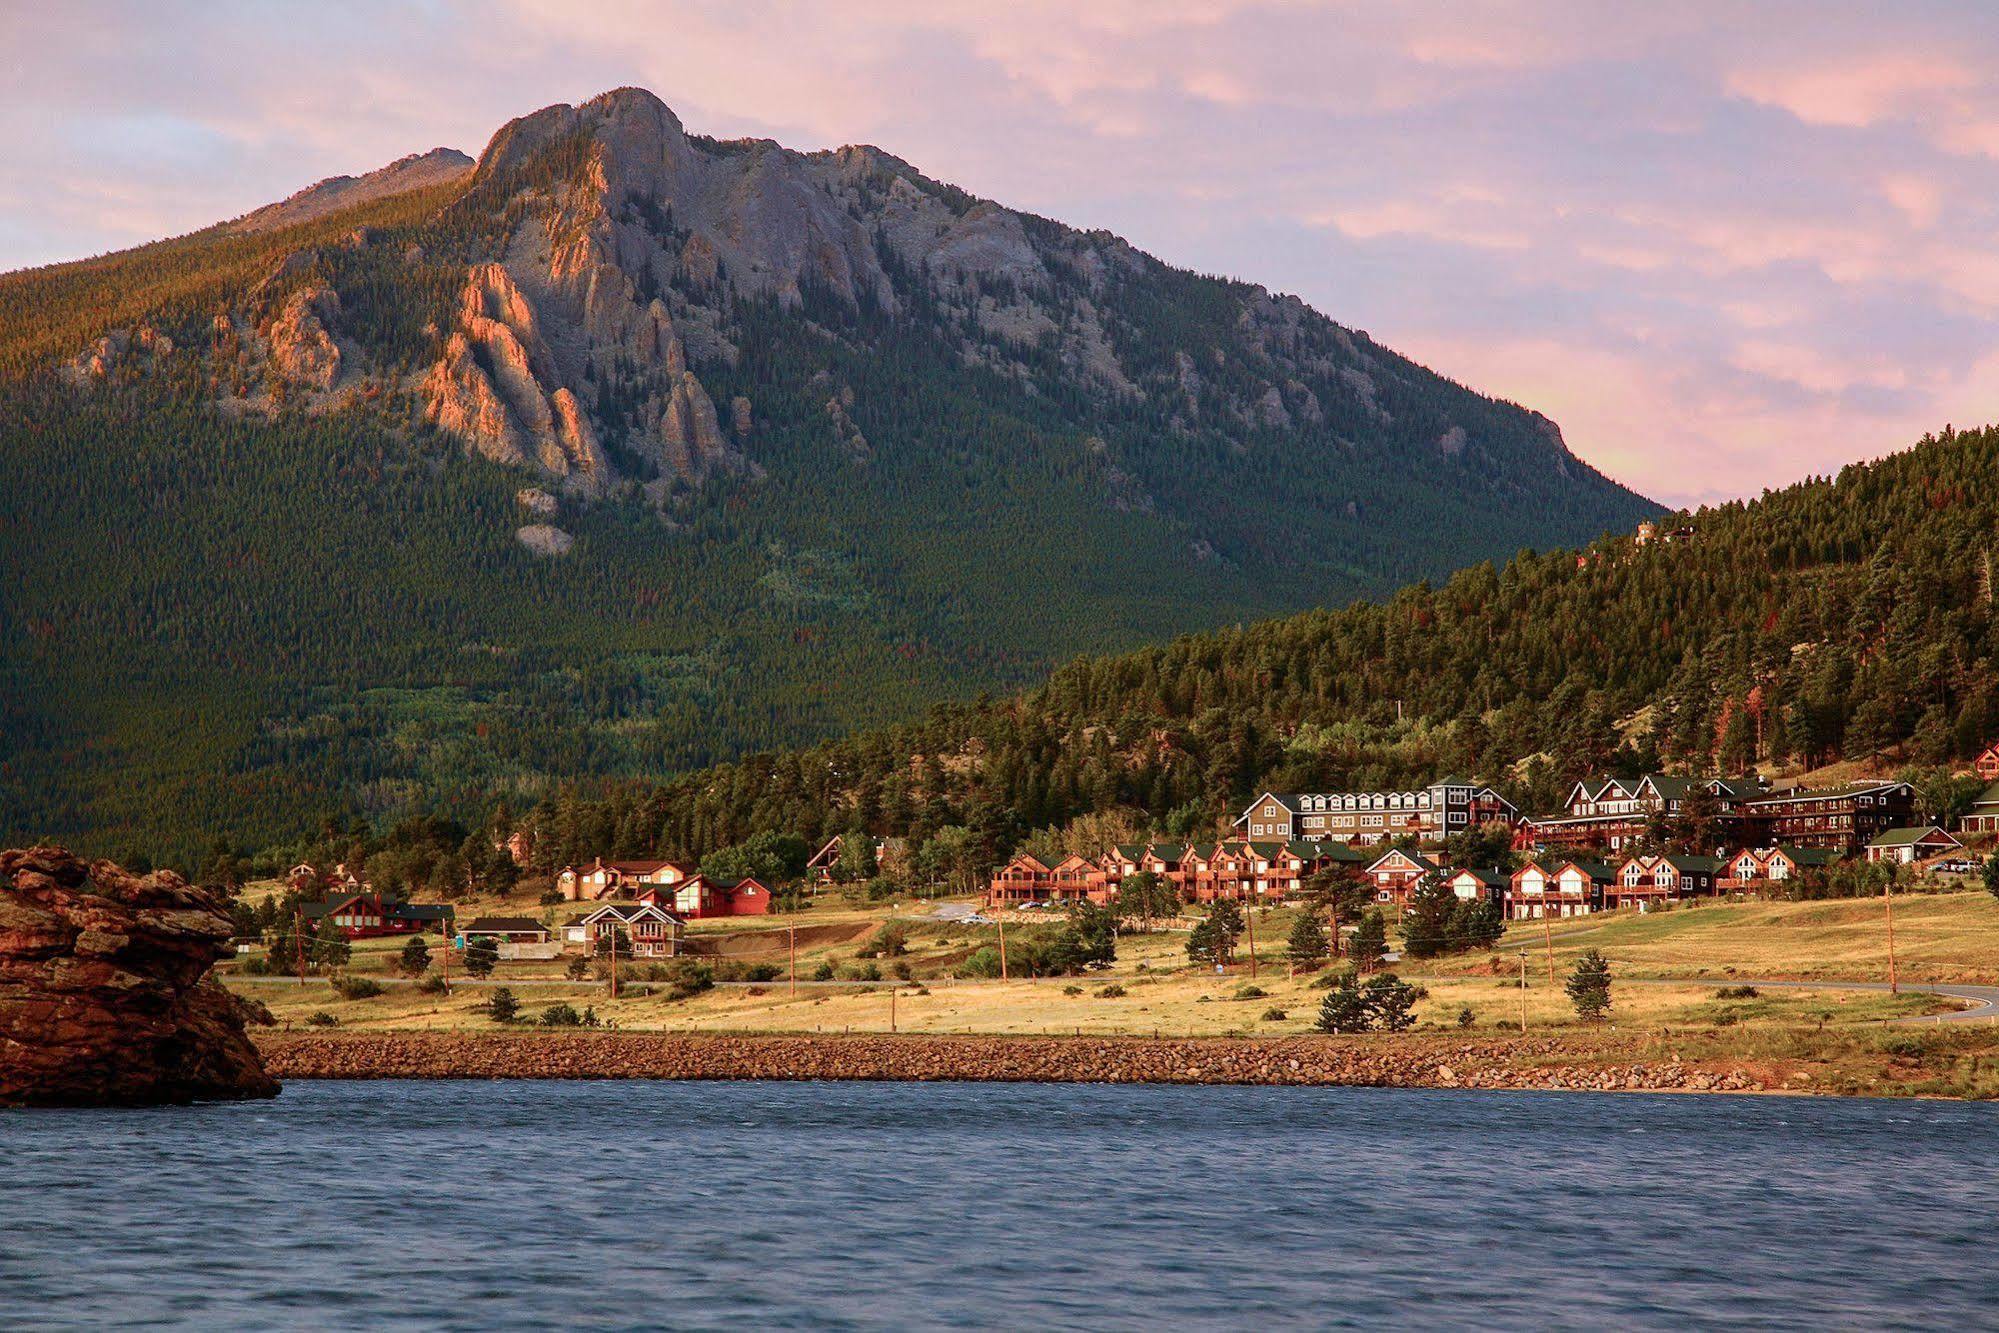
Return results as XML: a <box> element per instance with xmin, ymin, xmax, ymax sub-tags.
<box><xmin>257</xmin><ymin>1031</ymin><xmax>1780</xmax><ymax>1093</ymax></box>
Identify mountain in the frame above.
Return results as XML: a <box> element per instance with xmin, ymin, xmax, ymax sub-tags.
<box><xmin>0</xmin><ymin>88</ymin><xmax>1653</xmax><ymax>864</ymax></box>
<box><xmin>513</xmin><ymin>424</ymin><xmax>1999</xmax><ymax>878</ymax></box>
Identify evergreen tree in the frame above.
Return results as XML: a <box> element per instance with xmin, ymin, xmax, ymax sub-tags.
<box><xmin>1400</xmin><ymin>878</ymin><xmax>1457</xmax><ymax>959</ymax></box>
<box><xmin>1361</xmin><ymin>973</ymin><xmax>1418</xmax><ymax>1032</ymax></box>
<box><xmin>462</xmin><ymin>937</ymin><xmax>499</xmax><ymax>978</ymax></box>
<box><xmin>1286</xmin><ymin>910</ymin><xmax>1330</xmax><ymax>972</ymax></box>
<box><xmin>1314</xmin><ymin>971</ymin><xmax>1370</xmax><ymax>1033</ymax></box>
<box><xmin>1349</xmin><ymin>910</ymin><xmax>1388</xmax><ymax>973</ymax></box>
<box><xmin>310</xmin><ymin>918</ymin><xmax>350</xmax><ymax>968</ymax></box>
<box><xmin>486</xmin><ymin>987</ymin><xmax>519</xmax><ymax>1023</ymax></box>
<box><xmin>1186</xmin><ymin>900</ymin><xmax>1243</xmax><ymax>967</ymax></box>
<box><xmin>1300</xmin><ymin>866</ymin><xmax>1374</xmax><ymax>956</ymax></box>
<box><xmin>1565</xmin><ymin>948</ymin><xmax>1613</xmax><ymax>1021</ymax></box>
<box><xmin>399</xmin><ymin>935</ymin><xmax>432</xmax><ymax>977</ymax></box>
<box><xmin>1983</xmin><ymin>854</ymin><xmax>1999</xmax><ymax>900</ymax></box>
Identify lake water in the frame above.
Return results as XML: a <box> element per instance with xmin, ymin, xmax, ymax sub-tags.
<box><xmin>3</xmin><ymin>1081</ymin><xmax>1996</xmax><ymax>1330</ymax></box>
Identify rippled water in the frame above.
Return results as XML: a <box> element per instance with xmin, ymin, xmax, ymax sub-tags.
<box><xmin>3</xmin><ymin>1081</ymin><xmax>1997</xmax><ymax>1329</ymax></box>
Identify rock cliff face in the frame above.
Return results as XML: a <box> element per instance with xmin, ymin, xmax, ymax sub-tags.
<box><xmin>0</xmin><ymin>846</ymin><xmax>278</xmax><ymax>1107</ymax></box>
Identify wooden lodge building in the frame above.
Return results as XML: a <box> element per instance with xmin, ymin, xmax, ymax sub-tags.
<box><xmin>1520</xmin><ymin>776</ymin><xmax>1915</xmax><ymax>855</ymax></box>
<box><xmin>1237</xmin><ymin>781</ymin><xmax>1517</xmax><ymax>844</ymax></box>
<box><xmin>1506</xmin><ymin>860</ymin><xmax>1614</xmax><ymax>921</ymax></box>
<box><xmin>301</xmin><ymin>891</ymin><xmax>453</xmax><ymax>940</ymax></box>
<box><xmin>987</xmin><ymin>839</ymin><xmax>1371</xmax><ymax>907</ymax></box>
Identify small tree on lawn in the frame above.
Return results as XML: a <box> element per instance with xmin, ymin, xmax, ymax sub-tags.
<box><xmin>1984</xmin><ymin>854</ymin><xmax>1999</xmax><ymax>900</ymax></box>
<box><xmin>565</xmin><ymin>953</ymin><xmax>592</xmax><ymax>981</ymax></box>
<box><xmin>462</xmin><ymin>937</ymin><xmax>499</xmax><ymax>979</ymax></box>
<box><xmin>486</xmin><ymin>987</ymin><xmax>519</xmax><ymax>1023</ymax></box>
<box><xmin>1286</xmin><ymin>910</ymin><xmax>1330</xmax><ymax>972</ymax></box>
<box><xmin>1349</xmin><ymin>910</ymin><xmax>1388</xmax><ymax>973</ymax></box>
<box><xmin>1300</xmin><ymin>866</ymin><xmax>1373</xmax><ymax>955</ymax></box>
<box><xmin>1399</xmin><ymin>879</ymin><xmax>1457</xmax><ymax>959</ymax></box>
<box><xmin>1186</xmin><ymin>899</ymin><xmax>1243</xmax><ymax>968</ymax></box>
<box><xmin>1361</xmin><ymin>974</ymin><xmax>1417</xmax><ymax>1032</ymax></box>
<box><xmin>310</xmin><ymin>918</ymin><xmax>351</xmax><ymax>968</ymax></box>
<box><xmin>1315</xmin><ymin>971</ymin><xmax>1371</xmax><ymax>1033</ymax></box>
<box><xmin>1566</xmin><ymin>948</ymin><xmax>1613</xmax><ymax>1022</ymax></box>
<box><xmin>399</xmin><ymin>935</ymin><xmax>431</xmax><ymax>977</ymax></box>
<box><xmin>1116</xmin><ymin>871</ymin><xmax>1178</xmax><ymax>933</ymax></box>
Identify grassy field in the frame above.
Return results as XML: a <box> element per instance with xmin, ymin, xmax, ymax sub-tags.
<box><xmin>226</xmin><ymin>886</ymin><xmax>1998</xmax><ymax>1039</ymax></box>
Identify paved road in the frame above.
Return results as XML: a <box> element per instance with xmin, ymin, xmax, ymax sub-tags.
<box><xmin>1623</xmin><ymin>977</ymin><xmax>1999</xmax><ymax>1024</ymax></box>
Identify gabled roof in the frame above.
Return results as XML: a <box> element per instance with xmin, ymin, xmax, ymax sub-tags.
<box><xmin>1868</xmin><ymin>825</ymin><xmax>1958</xmax><ymax>848</ymax></box>
<box><xmin>1664</xmin><ymin>855</ymin><xmax>1726</xmax><ymax>874</ymax></box>
<box><xmin>1557</xmin><ymin>859</ymin><xmax>1616</xmax><ymax>881</ymax></box>
<box><xmin>1145</xmin><ymin>843</ymin><xmax>1188</xmax><ymax>861</ymax></box>
<box><xmin>1748</xmin><ymin>781</ymin><xmax>1912</xmax><ymax>807</ymax></box>
<box><xmin>566</xmin><ymin>901</ymin><xmax>684</xmax><ymax>925</ymax></box>
<box><xmin>1367</xmin><ymin>848</ymin><xmax>1438</xmax><ymax>873</ymax></box>
<box><xmin>1770</xmin><ymin>846</ymin><xmax>1840</xmax><ymax>867</ymax></box>
<box><xmin>1447</xmin><ymin>867</ymin><xmax>1508</xmax><ymax>888</ymax></box>
<box><xmin>1969</xmin><ymin>782</ymin><xmax>1999</xmax><ymax>809</ymax></box>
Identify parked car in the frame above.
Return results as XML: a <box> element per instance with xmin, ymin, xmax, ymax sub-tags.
<box><xmin>1930</xmin><ymin>857</ymin><xmax>1979</xmax><ymax>875</ymax></box>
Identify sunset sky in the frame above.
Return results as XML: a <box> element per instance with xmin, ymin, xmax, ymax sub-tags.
<box><xmin>6</xmin><ymin>1</ymin><xmax>1997</xmax><ymax>505</ymax></box>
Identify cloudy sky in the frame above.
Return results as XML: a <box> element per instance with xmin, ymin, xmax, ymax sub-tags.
<box><xmin>6</xmin><ymin>1</ymin><xmax>1998</xmax><ymax>504</ymax></box>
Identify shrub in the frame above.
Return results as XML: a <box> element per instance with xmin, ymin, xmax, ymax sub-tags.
<box><xmin>1457</xmin><ymin>1005</ymin><xmax>1475</xmax><ymax>1028</ymax></box>
<box><xmin>1235</xmin><ymin>985</ymin><xmax>1268</xmax><ymax>1000</ymax></box>
<box><xmin>237</xmin><ymin>954</ymin><xmax>268</xmax><ymax>976</ymax></box>
<box><xmin>744</xmin><ymin>964</ymin><xmax>782</xmax><ymax>983</ymax></box>
<box><xmin>486</xmin><ymin>987</ymin><xmax>519</xmax><ymax>1023</ymax></box>
<box><xmin>565</xmin><ymin>955</ymin><xmax>592</xmax><ymax>981</ymax></box>
<box><xmin>398</xmin><ymin>936</ymin><xmax>432</xmax><ymax>978</ymax></box>
<box><xmin>330</xmin><ymin>974</ymin><xmax>384</xmax><ymax>1001</ymax></box>
<box><xmin>1714</xmin><ymin>985</ymin><xmax>1760</xmax><ymax>1000</ymax></box>
<box><xmin>1261</xmin><ymin>1007</ymin><xmax>1288</xmax><ymax>1021</ymax></box>
<box><xmin>958</xmin><ymin>946</ymin><xmax>1003</xmax><ymax>979</ymax></box>
<box><xmin>415</xmin><ymin>972</ymin><xmax>449</xmax><ymax>995</ymax></box>
<box><xmin>1063</xmin><ymin>984</ymin><xmax>1084</xmax><ymax>996</ymax></box>
<box><xmin>1096</xmin><ymin>983</ymin><xmax>1126</xmax><ymax>999</ymax></box>
<box><xmin>540</xmin><ymin>1003</ymin><xmax>582</xmax><ymax>1027</ymax></box>
<box><xmin>659</xmin><ymin>960</ymin><xmax>715</xmax><ymax>1001</ymax></box>
<box><xmin>812</xmin><ymin>960</ymin><xmax>836</xmax><ymax>981</ymax></box>
<box><xmin>891</xmin><ymin>961</ymin><xmax>912</xmax><ymax>981</ymax></box>
<box><xmin>304</xmin><ymin>1011</ymin><xmax>338</xmax><ymax>1027</ymax></box>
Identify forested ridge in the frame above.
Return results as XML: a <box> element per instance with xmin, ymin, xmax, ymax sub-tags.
<box><xmin>507</xmin><ymin>424</ymin><xmax>1999</xmax><ymax>882</ymax></box>
<box><xmin>0</xmin><ymin>89</ymin><xmax>1656</xmax><ymax>866</ymax></box>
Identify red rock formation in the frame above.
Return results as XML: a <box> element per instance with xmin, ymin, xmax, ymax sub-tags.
<box><xmin>0</xmin><ymin>846</ymin><xmax>278</xmax><ymax>1107</ymax></box>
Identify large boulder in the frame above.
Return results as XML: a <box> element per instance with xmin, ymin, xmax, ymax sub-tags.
<box><xmin>0</xmin><ymin>846</ymin><xmax>278</xmax><ymax>1106</ymax></box>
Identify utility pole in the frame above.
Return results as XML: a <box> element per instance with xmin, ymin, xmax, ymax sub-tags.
<box><xmin>1884</xmin><ymin>874</ymin><xmax>1899</xmax><ymax>995</ymax></box>
<box><xmin>997</xmin><ymin>913</ymin><xmax>1009</xmax><ymax>982</ymax></box>
<box><xmin>1518</xmin><ymin>950</ymin><xmax>1529</xmax><ymax>1031</ymax></box>
<box><xmin>1243</xmin><ymin>893</ymin><xmax>1258</xmax><ymax>978</ymax></box>
<box><xmin>609</xmin><ymin>923</ymin><xmax>619</xmax><ymax>1000</ymax></box>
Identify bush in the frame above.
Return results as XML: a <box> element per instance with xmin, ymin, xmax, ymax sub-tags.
<box><xmin>1234</xmin><ymin>985</ymin><xmax>1268</xmax><ymax>1000</ymax></box>
<box><xmin>330</xmin><ymin>974</ymin><xmax>384</xmax><ymax>1000</ymax></box>
<box><xmin>237</xmin><ymin>953</ymin><xmax>268</xmax><ymax>976</ymax></box>
<box><xmin>1063</xmin><ymin>984</ymin><xmax>1084</xmax><ymax>996</ymax></box>
<box><xmin>659</xmin><ymin>960</ymin><xmax>715</xmax><ymax>1001</ymax></box>
<box><xmin>540</xmin><ymin>1003</ymin><xmax>582</xmax><ymax>1027</ymax></box>
<box><xmin>1261</xmin><ymin>1007</ymin><xmax>1288</xmax><ymax>1021</ymax></box>
<box><xmin>462</xmin><ymin>938</ymin><xmax>499</xmax><ymax>978</ymax></box>
<box><xmin>744</xmin><ymin>964</ymin><xmax>781</xmax><ymax>983</ymax></box>
<box><xmin>415</xmin><ymin>972</ymin><xmax>449</xmax><ymax>995</ymax></box>
<box><xmin>1096</xmin><ymin>983</ymin><xmax>1126</xmax><ymax>999</ymax></box>
<box><xmin>1457</xmin><ymin>1005</ymin><xmax>1475</xmax><ymax>1028</ymax></box>
<box><xmin>486</xmin><ymin>987</ymin><xmax>519</xmax><ymax>1023</ymax></box>
<box><xmin>1714</xmin><ymin>985</ymin><xmax>1760</xmax><ymax>1000</ymax></box>
<box><xmin>812</xmin><ymin>960</ymin><xmax>837</xmax><ymax>981</ymax></box>
<box><xmin>1315</xmin><ymin>973</ymin><xmax>1370</xmax><ymax>1033</ymax></box>
<box><xmin>565</xmin><ymin>955</ymin><xmax>592</xmax><ymax>981</ymax></box>
<box><xmin>891</xmin><ymin>961</ymin><xmax>912</xmax><ymax>981</ymax></box>
<box><xmin>304</xmin><ymin>1011</ymin><xmax>338</xmax><ymax>1027</ymax></box>
<box><xmin>850</xmin><ymin>961</ymin><xmax>882</xmax><ymax>982</ymax></box>
<box><xmin>958</xmin><ymin>946</ymin><xmax>1003</xmax><ymax>979</ymax></box>
<box><xmin>398</xmin><ymin>936</ymin><xmax>432</xmax><ymax>978</ymax></box>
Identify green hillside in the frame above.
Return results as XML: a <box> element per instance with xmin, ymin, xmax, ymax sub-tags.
<box><xmin>0</xmin><ymin>90</ymin><xmax>1654</xmax><ymax>865</ymax></box>
<box><xmin>507</xmin><ymin>424</ymin><xmax>1999</xmax><ymax>878</ymax></box>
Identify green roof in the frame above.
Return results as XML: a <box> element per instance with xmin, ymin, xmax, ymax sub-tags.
<box><xmin>1868</xmin><ymin>826</ymin><xmax>1952</xmax><ymax>848</ymax></box>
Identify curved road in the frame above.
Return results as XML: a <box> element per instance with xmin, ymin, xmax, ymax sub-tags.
<box><xmin>1624</xmin><ymin>977</ymin><xmax>1999</xmax><ymax>1024</ymax></box>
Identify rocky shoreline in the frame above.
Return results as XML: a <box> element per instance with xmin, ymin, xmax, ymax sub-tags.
<box><xmin>258</xmin><ymin>1031</ymin><xmax>1785</xmax><ymax>1094</ymax></box>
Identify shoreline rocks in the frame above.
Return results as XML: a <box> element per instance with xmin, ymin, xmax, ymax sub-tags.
<box><xmin>1</xmin><ymin>847</ymin><xmax>279</xmax><ymax>1107</ymax></box>
<box><xmin>257</xmin><ymin>1031</ymin><xmax>1775</xmax><ymax>1095</ymax></box>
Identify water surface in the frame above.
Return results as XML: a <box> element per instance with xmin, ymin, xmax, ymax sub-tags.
<box><xmin>3</xmin><ymin>1081</ymin><xmax>1996</xmax><ymax>1329</ymax></box>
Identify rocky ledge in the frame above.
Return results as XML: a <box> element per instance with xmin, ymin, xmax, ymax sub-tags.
<box><xmin>258</xmin><ymin>1031</ymin><xmax>1777</xmax><ymax>1094</ymax></box>
<box><xmin>1</xmin><ymin>847</ymin><xmax>279</xmax><ymax>1107</ymax></box>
